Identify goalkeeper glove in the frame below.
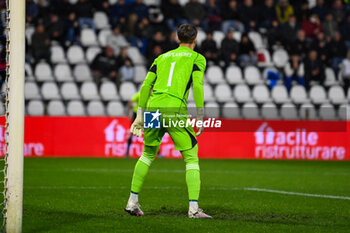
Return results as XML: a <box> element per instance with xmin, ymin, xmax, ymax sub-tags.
<box><xmin>130</xmin><ymin>107</ymin><xmax>144</xmax><ymax>137</ymax></box>
<box><xmin>196</xmin><ymin>107</ymin><xmax>204</xmax><ymax>137</ymax></box>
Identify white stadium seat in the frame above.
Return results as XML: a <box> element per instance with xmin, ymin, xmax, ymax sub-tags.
<box><xmin>309</xmin><ymin>85</ymin><xmax>329</xmax><ymax>104</ymax></box>
<box><xmin>203</xmin><ymin>83</ymin><xmax>215</xmax><ymax>102</ymax></box>
<box><xmin>242</xmin><ymin>102</ymin><xmax>260</xmax><ymax>119</ymax></box>
<box><xmin>214</xmin><ymin>83</ymin><xmax>233</xmax><ymax>102</ymax></box>
<box><xmin>272</xmin><ymin>49</ymin><xmax>289</xmax><ymax>68</ymax></box>
<box><xmin>257</xmin><ymin>49</ymin><xmax>273</xmax><ymax>67</ymax></box>
<box><xmin>127</xmin><ymin>47</ymin><xmax>144</xmax><ymax>65</ymax></box>
<box><xmin>290</xmin><ymin>85</ymin><xmax>310</xmax><ymax>104</ymax></box>
<box><xmin>325</xmin><ymin>68</ymin><xmax>338</xmax><ymax>86</ymax></box>
<box><xmin>27</xmin><ymin>100</ymin><xmax>45</xmax><ymax>116</ymax></box>
<box><xmin>25</xmin><ymin>82</ymin><xmax>41</xmax><ymax>100</ymax></box>
<box><xmin>261</xmin><ymin>103</ymin><xmax>279</xmax><ymax>119</ymax></box>
<box><xmin>61</xmin><ymin>82</ymin><xmax>81</xmax><ymax>100</ymax></box>
<box><xmin>41</xmin><ymin>82</ymin><xmax>61</xmax><ymax>100</ymax></box>
<box><xmin>47</xmin><ymin>100</ymin><xmax>66</xmax><ymax>116</ymax></box>
<box><xmin>26</xmin><ymin>26</ymin><xmax>35</xmax><ymax>44</ymax></box>
<box><xmin>0</xmin><ymin>103</ymin><xmax>5</xmax><ymax>116</ymax></box>
<box><xmin>35</xmin><ymin>62</ymin><xmax>54</xmax><ymax>82</ymax></box>
<box><xmin>81</xmin><ymin>82</ymin><xmax>100</xmax><ymax>100</ymax></box>
<box><xmin>233</xmin><ymin>84</ymin><xmax>252</xmax><ymax>103</ymax></box>
<box><xmin>319</xmin><ymin>103</ymin><xmax>337</xmax><ymax>120</ymax></box>
<box><xmin>206</xmin><ymin>65</ymin><xmax>225</xmax><ymax>84</ymax></box>
<box><xmin>107</xmin><ymin>101</ymin><xmax>125</xmax><ymax>116</ymax></box>
<box><xmin>299</xmin><ymin>103</ymin><xmax>317</xmax><ymax>120</ymax></box>
<box><xmin>54</xmin><ymin>64</ymin><xmax>74</xmax><ymax>82</ymax></box>
<box><xmin>338</xmin><ymin>104</ymin><xmax>349</xmax><ymax>120</ymax></box>
<box><xmin>67</xmin><ymin>45</ymin><xmax>85</xmax><ymax>64</ymax></box>
<box><xmin>328</xmin><ymin>85</ymin><xmax>348</xmax><ymax>104</ymax></box>
<box><xmin>50</xmin><ymin>45</ymin><xmax>66</xmax><ymax>63</ymax></box>
<box><xmin>67</xmin><ymin>100</ymin><xmax>85</xmax><ymax>116</ymax></box>
<box><xmin>87</xmin><ymin>100</ymin><xmax>105</xmax><ymax>116</ymax></box>
<box><xmin>252</xmin><ymin>84</ymin><xmax>272</xmax><ymax>103</ymax></box>
<box><xmin>213</xmin><ymin>31</ymin><xmax>225</xmax><ymax>48</ymax></box>
<box><xmin>73</xmin><ymin>64</ymin><xmax>93</xmax><ymax>82</ymax></box>
<box><xmin>248</xmin><ymin>31</ymin><xmax>264</xmax><ymax>49</ymax></box>
<box><xmin>81</xmin><ymin>28</ymin><xmax>98</xmax><ymax>47</ymax></box>
<box><xmin>348</xmin><ymin>87</ymin><xmax>350</xmax><ymax>100</ymax></box>
<box><xmin>86</xmin><ymin>46</ymin><xmax>102</xmax><ymax>63</ymax></box>
<box><xmin>98</xmin><ymin>29</ymin><xmax>112</xmax><ymax>47</ymax></box>
<box><xmin>205</xmin><ymin>102</ymin><xmax>220</xmax><ymax>118</ymax></box>
<box><xmin>120</xmin><ymin>82</ymin><xmax>137</xmax><ymax>101</ymax></box>
<box><xmin>225</xmin><ymin>65</ymin><xmax>244</xmax><ymax>84</ymax></box>
<box><xmin>244</xmin><ymin>66</ymin><xmax>262</xmax><ymax>84</ymax></box>
<box><xmin>280</xmin><ymin>103</ymin><xmax>298</xmax><ymax>120</ymax></box>
<box><xmin>196</xmin><ymin>29</ymin><xmax>206</xmax><ymax>46</ymax></box>
<box><xmin>93</xmin><ymin>11</ymin><xmax>109</xmax><ymax>30</ymax></box>
<box><xmin>222</xmin><ymin>102</ymin><xmax>240</xmax><ymax>119</ymax></box>
<box><xmin>100</xmin><ymin>82</ymin><xmax>119</xmax><ymax>100</ymax></box>
<box><xmin>134</xmin><ymin>66</ymin><xmax>147</xmax><ymax>83</ymax></box>
<box><xmin>271</xmin><ymin>85</ymin><xmax>290</xmax><ymax>104</ymax></box>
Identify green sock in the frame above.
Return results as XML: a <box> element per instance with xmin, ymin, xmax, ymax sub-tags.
<box><xmin>130</xmin><ymin>145</ymin><xmax>158</xmax><ymax>193</ymax></box>
<box><xmin>182</xmin><ymin>145</ymin><xmax>201</xmax><ymax>201</ymax></box>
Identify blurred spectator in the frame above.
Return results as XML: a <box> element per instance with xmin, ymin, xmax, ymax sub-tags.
<box><xmin>267</xmin><ymin>19</ymin><xmax>284</xmax><ymax>51</ymax></box>
<box><xmin>46</xmin><ymin>13</ymin><xmax>64</xmax><ymax>44</ymax></box>
<box><xmin>75</xmin><ymin>0</ymin><xmax>96</xmax><ymax>30</ymax></box>
<box><xmin>328</xmin><ymin>32</ymin><xmax>347</xmax><ymax>74</ymax></box>
<box><xmin>310</xmin><ymin>32</ymin><xmax>330</xmax><ymax>64</ymax></box>
<box><xmin>65</xmin><ymin>12</ymin><xmax>80</xmax><ymax>45</ymax></box>
<box><xmin>221</xmin><ymin>0</ymin><xmax>244</xmax><ymax>34</ymax></box>
<box><xmin>110</xmin><ymin>0</ymin><xmax>130</xmax><ymax>27</ymax></box>
<box><xmin>146</xmin><ymin>31</ymin><xmax>167</xmax><ymax>59</ymax></box>
<box><xmin>304</xmin><ymin>50</ymin><xmax>325</xmax><ymax>88</ymax></box>
<box><xmin>341</xmin><ymin>15</ymin><xmax>350</xmax><ymax>49</ymax></box>
<box><xmin>206</xmin><ymin>0</ymin><xmax>222</xmax><ymax>31</ymax></box>
<box><xmin>91</xmin><ymin>0</ymin><xmax>110</xmax><ymax>13</ymax></box>
<box><xmin>200</xmin><ymin>32</ymin><xmax>218</xmax><ymax>63</ymax></box>
<box><xmin>239</xmin><ymin>0</ymin><xmax>258</xmax><ymax>31</ymax></box>
<box><xmin>92</xmin><ymin>46</ymin><xmax>119</xmax><ymax>84</ymax></box>
<box><xmin>51</xmin><ymin>0</ymin><xmax>72</xmax><ymax>18</ymax></box>
<box><xmin>119</xmin><ymin>58</ymin><xmax>135</xmax><ymax>81</ymax></box>
<box><xmin>291</xmin><ymin>30</ymin><xmax>310</xmax><ymax>58</ymax></box>
<box><xmin>238</xmin><ymin>33</ymin><xmax>257</xmax><ymax>67</ymax></box>
<box><xmin>135</xmin><ymin>18</ymin><xmax>153</xmax><ymax>40</ymax></box>
<box><xmin>130</xmin><ymin>0</ymin><xmax>149</xmax><ymax>21</ymax></box>
<box><xmin>184</xmin><ymin>0</ymin><xmax>207</xmax><ymax>30</ymax></box>
<box><xmin>281</xmin><ymin>15</ymin><xmax>299</xmax><ymax>48</ymax></box>
<box><xmin>284</xmin><ymin>53</ymin><xmax>305</xmax><ymax>90</ymax></box>
<box><xmin>161</xmin><ymin>0</ymin><xmax>186</xmax><ymax>31</ymax></box>
<box><xmin>148</xmin><ymin>45</ymin><xmax>163</xmax><ymax>68</ymax></box>
<box><xmin>107</xmin><ymin>26</ymin><xmax>130</xmax><ymax>56</ymax></box>
<box><xmin>295</xmin><ymin>1</ymin><xmax>310</xmax><ymax>23</ymax></box>
<box><xmin>312</xmin><ymin>0</ymin><xmax>329</xmax><ymax>21</ymax></box>
<box><xmin>31</xmin><ymin>24</ymin><xmax>50</xmax><ymax>61</ymax></box>
<box><xmin>302</xmin><ymin>13</ymin><xmax>322</xmax><ymax>40</ymax></box>
<box><xmin>340</xmin><ymin>51</ymin><xmax>350</xmax><ymax>91</ymax></box>
<box><xmin>259</xmin><ymin>0</ymin><xmax>276</xmax><ymax>29</ymax></box>
<box><xmin>220</xmin><ymin>30</ymin><xmax>239</xmax><ymax>67</ymax></box>
<box><xmin>275</xmin><ymin>0</ymin><xmax>294</xmax><ymax>23</ymax></box>
<box><xmin>26</xmin><ymin>0</ymin><xmax>39</xmax><ymax>24</ymax></box>
<box><xmin>322</xmin><ymin>13</ymin><xmax>339</xmax><ymax>40</ymax></box>
<box><xmin>116</xmin><ymin>47</ymin><xmax>132</xmax><ymax>69</ymax></box>
<box><xmin>165</xmin><ymin>31</ymin><xmax>179</xmax><ymax>51</ymax></box>
<box><xmin>332</xmin><ymin>0</ymin><xmax>345</xmax><ymax>23</ymax></box>
<box><xmin>0</xmin><ymin>48</ymin><xmax>5</xmax><ymax>84</ymax></box>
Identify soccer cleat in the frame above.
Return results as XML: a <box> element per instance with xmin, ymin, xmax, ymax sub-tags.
<box><xmin>125</xmin><ymin>201</ymin><xmax>144</xmax><ymax>216</ymax></box>
<box><xmin>188</xmin><ymin>208</ymin><xmax>212</xmax><ymax>219</ymax></box>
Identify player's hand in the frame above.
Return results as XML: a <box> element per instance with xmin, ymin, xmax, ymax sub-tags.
<box><xmin>130</xmin><ymin>107</ymin><xmax>144</xmax><ymax>137</ymax></box>
<box><xmin>196</xmin><ymin>108</ymin><xmax>204</xmax><ymax>137</ymax></box>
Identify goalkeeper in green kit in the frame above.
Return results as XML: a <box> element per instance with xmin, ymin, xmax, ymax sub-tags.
<box><xmin>125</xmin><ymin>24</ymin><xmax>211</xmax><ymax>218</ymax></box>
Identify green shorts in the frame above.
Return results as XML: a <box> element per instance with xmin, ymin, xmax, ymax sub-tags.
<box><xmin>143</xmin><ymin>111</ymin><xmax>197</xmax><ymax>151</ymax></box>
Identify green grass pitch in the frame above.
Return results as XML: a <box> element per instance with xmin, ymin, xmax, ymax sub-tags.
<box><xmin>17</xmin><ymin>158</ymin><xmax>350</xmax><ymax>232</ymax></box>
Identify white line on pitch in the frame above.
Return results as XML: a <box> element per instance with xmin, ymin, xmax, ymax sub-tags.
<box><xmin>24</xmin><ymin>185</ymin><xmax>350</xmax><ymax>200</ymax></box>
<box><xmin>25</xmin><ymin>168</ymin><xmax>350</xmax><ymax>176</ymax></box>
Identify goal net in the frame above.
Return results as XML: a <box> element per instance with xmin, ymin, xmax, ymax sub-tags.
<box><xmin>0</xmin><ymin>0</ymin><xmax>25</xmax><ymax>232</ymax></box>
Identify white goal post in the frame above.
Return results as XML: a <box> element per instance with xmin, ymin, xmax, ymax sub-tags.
<box><xmin>5</xmin><ymin>0</ymin><xmax>25</xmax><ymax>231</ymax></box>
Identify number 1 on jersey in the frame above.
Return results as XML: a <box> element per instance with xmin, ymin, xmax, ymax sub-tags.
<box><xmin>167</xmin><ymin>62</ymin><xmax>176</xmax><ymax>87</ymax></box>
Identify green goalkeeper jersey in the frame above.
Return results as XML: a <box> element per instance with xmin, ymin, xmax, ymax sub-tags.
<box><xmin>139</xmin><ymin>46</ymin><xmax>206</xmax><ymax>109</ymax></box>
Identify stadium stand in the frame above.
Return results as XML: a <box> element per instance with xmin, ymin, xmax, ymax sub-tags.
<box><xmin>7</xmin><ymin>0</ymin><xmax>349</xmax><ymax>120</ymax></box>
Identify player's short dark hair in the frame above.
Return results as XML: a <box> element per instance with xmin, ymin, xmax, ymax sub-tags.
<box><xmin>177</xmin><ymin>24</ymin><xmax>197</xmax><ymax>44</ymax></box>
